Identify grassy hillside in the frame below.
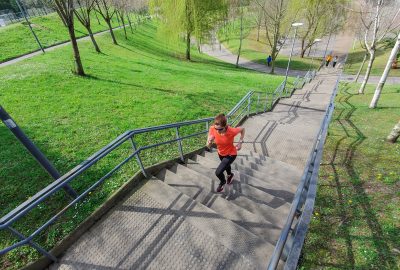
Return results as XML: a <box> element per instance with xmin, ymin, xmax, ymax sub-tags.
<box><xmin>0</xmin><ymin>12</ymin><xmax>122</xmax><ymax>62</ymax></box>
<box><xmin>345</xmin><ymin>44</ymin><xmax>400</xmax><ymax>77</ymax></box>
<box><xmin>300</xmin><ymin>83</ymin><xmax>400</xmax><ymax>269</ymax></box>
<box><xmin>0</xmin><ymin>20</ymin><xmax>287</xmax><ymax>269</ymax></box>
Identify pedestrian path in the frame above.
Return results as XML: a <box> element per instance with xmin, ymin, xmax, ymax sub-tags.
<box><xmin>0</xmin><ymin>24</ymin><xmax>127</xmax><ymax>68</ymax></box>
<box><xmin>200</xmin><ymin>40</ymin><xmax>307</xmax><ymax>77</ymax></box>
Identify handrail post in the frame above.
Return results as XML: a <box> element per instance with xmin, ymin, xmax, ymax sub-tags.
<box><xmin>247</xmin><ymin>95</ymin><xmax>251</xmax><ymax>117</ymax></box>
<box><xmin>130</xmin><ymin>137</ymin><xmax>149</xmax><ymax>178</ymax></box>
<box><xmin>7</xmin><ymin>226</ymin><xmax>57</xmax><ymax>262</ymax></box>
<box><xmin>256</xmin><ymin>94</ymin><xmax>260</xmax><ymax>114</ymax></box>
<box><xmin>175</xmin><ymin>127</ymin><xmax>185</xmax><ymax>162</ymax></box>
<box><xmin>264</xmin><ymin>93</ymin><xmax>269</xmax><ymax>112</ymax></box>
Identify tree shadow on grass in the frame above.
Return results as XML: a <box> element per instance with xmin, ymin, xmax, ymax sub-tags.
<box><xmin>346</xmin><ymin>50</ymin><xmax>385</xmax><ymax>66</ymax></box>
<box><xmin>84</xmin><ymin>74</ymin><xmax>177</xmax><ymax>94</ymax></box>
<box><xmin>303</xmin><ymin>83</ymin><xmax>398</xmax><ymax>269</ymax></box>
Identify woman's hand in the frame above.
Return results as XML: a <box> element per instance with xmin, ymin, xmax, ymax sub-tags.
<box><xmin>235</xmin><ymin>141</ymin><xmax>243</xmax><ymax>151</ymax></box>
<box><xmin>206</xmin><ymin>136</ymin><xmax>215</xmax><ymax>149</ymax></box>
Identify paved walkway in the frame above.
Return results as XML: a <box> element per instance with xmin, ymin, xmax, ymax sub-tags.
<box><xmin>0</xmin><ymin>25</ymin><xmax>126</xmax><ymax>68</ymax></box>
<box><xmin>201</xmin><ymin>34</ymin><xmax>400</xmax><ymax>85</ymax></box>
<box><xmin>200</xmin><ymin>39</ymin><xmax>308</xmax><ymax>77</ymax></box>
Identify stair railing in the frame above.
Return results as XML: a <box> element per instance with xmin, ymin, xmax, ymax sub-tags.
<box><xmin>267</xmin><ymin>70</ymin><xmax>342</xmax><ymax>270</ymax></box>
<box><xmin>0</xmin><ymin>71</ymin><xmax>316</xmax><ymax>265</ymax></box>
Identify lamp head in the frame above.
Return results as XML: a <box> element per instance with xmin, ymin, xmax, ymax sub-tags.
<box><xmin>292</xmin><ymin>22</ymin><xmax>303</xmax><ymax>27</ymax></box>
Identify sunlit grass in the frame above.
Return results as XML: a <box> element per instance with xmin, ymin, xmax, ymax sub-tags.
<box><xmin>300</xmin><ymin>83</ymin><xmax>400</xmax><ymax>270</ymax></box>
<box><xmin>0</xmin><ymin>20</ymin><xmax>287</xmax><ymax>269</ymax></box>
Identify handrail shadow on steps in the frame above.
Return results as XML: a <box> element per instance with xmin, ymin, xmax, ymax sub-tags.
<box><xmin>0</xmin><ymin>69</ymin><xmax>317</xmax><ymax>269</ymax></box>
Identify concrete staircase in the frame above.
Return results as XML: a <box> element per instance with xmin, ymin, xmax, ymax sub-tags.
<box><xmin>51</xmin><ymin>149</ymin><xmax>302</xmax><ymax>270</ymax></box>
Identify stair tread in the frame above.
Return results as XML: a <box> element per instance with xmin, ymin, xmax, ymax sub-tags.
<box><xmin>157</xmin><ymin>168</ymin><xmax>283</xmax><ymax>245</ymax></box>
<box><xmin>51</xmin><ymin>179</ymin><xmax>270</xmax><ymax>270</ymax></box>
<box><xmin>196</xmin><ymin>154</ymin><xmax>300</xmax><ymax>190</ymax></box>
<box><xmin>183</xmin><ymin>161</ymin><xmax>290</xmax><ymax>226</ymax></box>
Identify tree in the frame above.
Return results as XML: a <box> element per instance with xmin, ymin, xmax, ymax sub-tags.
<box><xmin>74</xmin><ymin>0</ymin><xmax>101</xmax><ymax>52</ymax></box>
<box><xmin>114</xmin><ymin>0</ymin><xmax>129</xmax><ymax>39</ymax></box>
<box><xmin>297</xmin><ymin>0</ymin><xmax>347</xmax><ymax>58</ymax></box>
<box><xmin>387</xmin><ymin>120</ymin><xmax>400</xmax><ymax>143</ymax></box>
<box><xmin>254</xmin><ymin>0</ymin><xmax>294</xmax><ymax>74</ymax></box>
<box><xmin>95</xmin><ymin>0</ymin><xmax>118</xmax><ymax>45</ymax></box>
<box><xmin>356</xmin><ymin>0</ymin><xmax>400</xmax><ymax>94</ymax></box>
<box><xmin>369</xmin><ymin>31</ymin><xmax>400</xmax><ymax>108</ymax></box>
<box><xmin>228</xmin><ymin>0</ymin><xmax>251</xmax><ymax>67</ymax></box>
<box><xmin>45</xmin><ymin>0</ymin><xmax>85</xmax><ymax>75</ymax></box>
<box><xmin>150</xmin><ymin>0</ymin><xmax>228</xmax><ymax>61</ymax></box>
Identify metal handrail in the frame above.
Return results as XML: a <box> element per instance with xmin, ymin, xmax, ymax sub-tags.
<box><xmin>267</xmin><ymin>70</ymin><xmax>342</xmax><ymax>270</ymax></box>
<box><xmin>1</xmin><ymin>71</ymin><xmax>316</xmax><ymax>264</ymax></box>
<box><xmin>0</xmin><ymin>87</ymin><xmax>268</xmax><ymax>261</ymax></box>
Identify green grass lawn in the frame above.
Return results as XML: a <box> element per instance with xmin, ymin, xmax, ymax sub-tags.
<box><xmin>300</xmin><ymin>83</ymin><xmax>400</xmax><ymax>269</ymax></box>
<box><xmin>218</xmin><ymin>20</ymin><xmax>322</xmax><ymax>71</ymax></box>
<box><xmin>0</xmin><ymin>20</ymin><xmax>287</xmax><ymax>269</ymax></box>
<box><xmin>345</xmin><ymin>44</ymin><xmax>400</xmax><ymax>77</ymax></box>
<box><xmin>0</xmin><ymin>12</ymin><xmax>125</xmax><ymax>62</ymax></box>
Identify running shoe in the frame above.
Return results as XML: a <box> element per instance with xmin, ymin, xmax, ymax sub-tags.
<box><xmin>227</xmin><ymin>173</ymin><xmax>234</xmax><ymax>185</ymax></box>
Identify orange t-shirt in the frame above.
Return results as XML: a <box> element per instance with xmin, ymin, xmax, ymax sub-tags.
<box><xmin>209</xmin><ymin>126</ymin><xmax>242</xmax><ymax>156</ymax></box>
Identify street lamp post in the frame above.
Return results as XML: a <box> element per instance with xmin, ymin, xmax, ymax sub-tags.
<box><xmin>284</xmin><ymin>22</ymin><xmax>303</xmax><ymax>95</ymax></box>
<box><xmin>310</xmin><ymin>38</ymin><xmax>322</xmax><ymax>71</ymax></box>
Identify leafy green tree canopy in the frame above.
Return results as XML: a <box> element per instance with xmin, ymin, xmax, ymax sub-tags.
<box><xmin>150</xmin><ymin>0</ymin><xmax>228</xmax><ymax>60</ymax></box>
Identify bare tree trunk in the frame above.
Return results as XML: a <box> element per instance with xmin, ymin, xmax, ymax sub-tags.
<box><xmin>358</xmin><ymin>50</ymin><xmax>375</xmax><ymax>94</ymax></box>
<box><xmin>236</xmin><ymin>9</ymin><xmax>244</xmax><ymax>68</ymax></box>
<box><xmin>120</xmin><ymin>13</ymin><xmax>127</xmax><ymax>39</ymax></box>
<box><xmin>87</xmin><ymin>27</ymin><xmax>101</xmax><ymax>53</ymax></box>
<box><xmin>300</xmin><ymin>39</ymin><xmax>306</xmax><ymax>58</ymax></box>
<box><xmin>257</xmin><ymin>24</ymin><xmax>260</xmax><ymax>41</ymax></box>
<box><xmin>369</xmin><ymin>33</ymin><xmax>400</xmax><ymax>108</ymax></box>
<box><xmin>94</xmin><ymin>10</ymin><xmax>101</xmax><ymax>25</ymax></box>
<box><xmin>271</xmin><ymin>57</ymin><xmax>275</xmax><ymax>74</ymax></box>
<box><xmin>127</xmin><ymin>14</ymin><xmax>134</xmax><ymax>33</ymax></box>
<box><xmin>106</xmin><ymin>19</ymin><xmax>118</xmax><ymax>45</ymax></box>
<box><xmin>68</xmin><ymin>24</ymin><xmax>85</xmax><ymax>76</ymax></box>
<box><xmin>355</xmin><ymin>53</ymin><xmax>367</xmax><ymax>82</ymax></box>
<box><xmin>186</xmin><ymin>31</ymin><xmax>191</xmax><ymax>60</ymax></box>
<box><xmin>387</xmin><ymin>120</ymin><xmax>400</xmax><ymax>143</ymax></box>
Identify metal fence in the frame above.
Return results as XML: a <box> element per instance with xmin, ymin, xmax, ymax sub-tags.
<box><xmin>267</xmin><ymin>70</ymin><xmax>342</xmax><ymax>270</ymax></box>
<box><xmin>0</xmin><ymin>72</ymin><xmax>315</xmax><ymax>263</ymax></box>
<box><xmin>0</xmin><ymin>7</ymin><xmax>52</xmax><ymax>26</ymax></box>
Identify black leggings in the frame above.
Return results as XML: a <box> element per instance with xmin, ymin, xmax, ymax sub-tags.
<box><xmin>215</xmin><ymin>155</ymin><xmax>237</xmax><ymax>184</ymax></box>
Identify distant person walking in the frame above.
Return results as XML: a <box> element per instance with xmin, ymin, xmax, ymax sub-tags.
<box><xmin>325</xmin><ymin>54</ymin><xmax>333</xmax><ymax>67</ymax></box>
<box><xmin>267</xmin><ymin>55</ymin><xmax>272</xmax><ymax>67</ymax></box>
<box><xmin>332</xmin><ymin>56</ymin><xmax>338</xmax><ymax>68</ymax></box>
<box><xmin>207</xmin><ymin>114</ymin><xmax>245</xmax><ymax>193</ymax></box>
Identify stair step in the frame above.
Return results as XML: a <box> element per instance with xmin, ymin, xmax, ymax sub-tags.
<box><xmin>156</xmin><ymin>167</ymin><xmax>283</xmax><ymax>245</ymax></box>
<box><xmin>203</xmin><ymin>152</ymin><xmax>298</xmax><ymax>196</ymax></box>
<box><xmin>195</xmin><ymin>154</ymin><xmax>300</xmax><ymax>190</ymax></box>
<box><xmin>51</xmin><ymin>179</ymin><xmax>265</xmax><ymax>270</ymax></box>
<box><xmin>183</xmin><ymin>160</ymin><xmax>290</xmax><ymax>226</ymax></box>
<box><xmin>233</xmin><ymin>162</ymin><xmax>301</xmax><ymax>187</ymax></box>
<box><xmin>191</xmin><ymin>155</ymin><xmax>291</xmax><ymax>211</ymax></box>
<box><xmin>143</xmin><ymin>179</ymin><xmax>273</xmax><ymax>269</ymax></box>
<box><xmin>203</xmin><ymin>150</ymin><xmax>302</xmax><ymax>183</ymax></box>
<box><xmin>232</xmin><ymin>149</ymin><xmax>266</xmax><ymax>161</ymax></box>
<box><xmin>204</xmin><ymin>150</ymin><xmax>264</xmax><ymax>165</ymax></box>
